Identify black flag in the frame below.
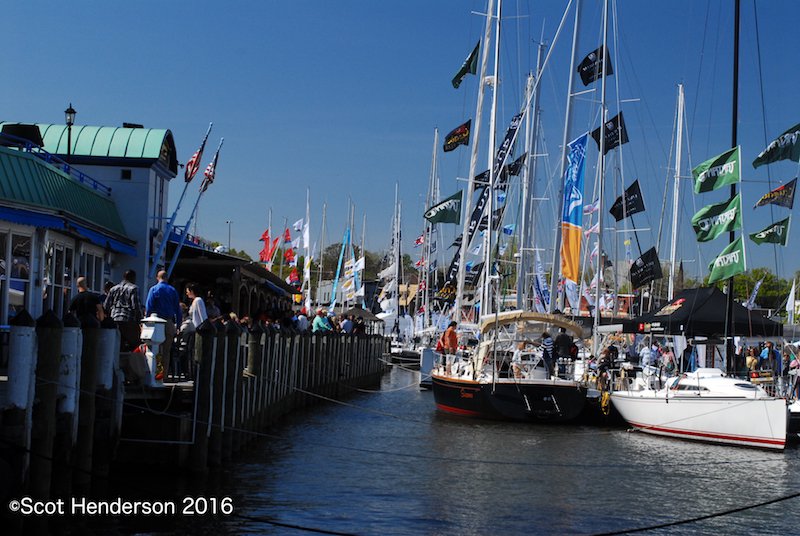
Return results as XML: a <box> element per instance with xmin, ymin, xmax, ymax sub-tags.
<box><xmin>591</xmin><ymin>112</ymin><xmax>629</xmax><ymax>154</ymax></box>
<box><xmin>629</xmin><ymin>247</ymin><xmax>663</xmax><ymax>289</ymax></box>
<box><xmin>577</xmin><ymin>45</ymin><xmax>614</xmax><ymax>86</ymax></box>
<box><xmin>443</xmin><ymin>120</ymin><xmax>471</xmax><ymax>152</ymax></box>
<box><xmin>609</xmin><ymin>180</ymin><xmax>646</xmax><ymax>222</ymax></box>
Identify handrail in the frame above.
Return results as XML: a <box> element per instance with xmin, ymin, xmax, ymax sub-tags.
<box><xmin>0</xmin><ymin>132</ymin><xmax>112</xmax><ymax>196</ymax></box>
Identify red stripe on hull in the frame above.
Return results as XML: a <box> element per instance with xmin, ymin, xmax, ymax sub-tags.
<box><xmin>436</xmin><ymin>403</ymin><xmax>485</xmax><ymax>417</ymax></box>
<box><xmin>629</xmin><ymin>421</ymin><xmax>785</xmax><ymax>448</ymax></box>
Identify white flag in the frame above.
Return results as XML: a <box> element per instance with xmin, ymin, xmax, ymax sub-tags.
<box><xmin>353</xmin><ymin>256</ymin><xmax>365</xmax><ymax>272</ymax></box>
<box><xmin>292</xmin><ymin>237</ymin><xmax>301</xmax><ymax>250</ymax></box>
<box><xmin>787</xmin><ymin>279</ymin><xmax>796</xmax><ymax>324</ymax></box>
<box><xmin>345</xmin><ymin>267</ymin><xmax>354</xmax><ymax>279</ymax></box>
<box><xmin>293</xmin><ymin>218</ymin><xmax>304</xmax><ymax>232</ymax></box>
<box><xmin>378</xmin><ymin>263</ymin><xmax>395</xmax><ymax>280</ymax></box>
<box><xmin>303</xmin><ymin>223</ymin><xmax>310</xmax><ymax>249</ymax></box>
<box><xmin>342</xmin><ymin>278</ymin><xmax>354</xmax><ymax>290</ymax></box>
<box><xmin>356</xmin><ymin>285</ymin><xmax>365</xmax><ymax>297</ymax></box>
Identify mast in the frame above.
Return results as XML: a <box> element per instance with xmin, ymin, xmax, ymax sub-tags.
<box><xmin>518</xmin><ymin>38</ymin><xmax>546</xmax><ymax>309</ymax></box>
<box><xmin>455</xmin><ymin>0</ymin><xmax>496</xmax><ymax>321</ymax></box>
<box><xmin>304</xmin><ymin>189</ymin><xmax>312</xmax><ymax>313</ymax></box>
<box><xmin>316</xmin><ymin>202</ymin><xmax>326</xmax><ymax>306</ymax></box>
<box><xmin>425</xmin><ymin>128</ymin><xmax>439</xmax><ymax>328</ymax></box>
<box><xmin>482</xmin><ymin>0</ymin><xmax>502</xmax><ymax>317</ymax></box>
<box><xmin>549</xmin><ymin>0</ymin><xmax>582</xmax><ymax>312</ymax></box>
<box><xmin>726</xmin><ymin>0</ymin><xmax>741</xmax><ymax>374</ymax></box>
<box><xmin>592</xmin><ymin>0</ymin><xmax>610</xmax><ymax>355</ymax></box>
<box><xmin>360</xmin><ymin>211</ymin><xmax>366</xmax><ymax>307</ymax></box>
<box><xmin>668</xmin><ymin>84</ymin><xmax>685</xmax><ymax>301</ymax></box>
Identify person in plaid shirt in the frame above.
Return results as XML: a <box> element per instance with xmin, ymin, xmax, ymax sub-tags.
<box><xmin>105</xmin><ymin>269</ymin><xmax>143</xmax><ymax>351</ymax></box>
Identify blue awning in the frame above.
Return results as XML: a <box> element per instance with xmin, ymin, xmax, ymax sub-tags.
<box><xmin>0</xmin><ymin>206</ymin><xmax>65</xmax><ymax>230</ymax></box>
<box><xmin>71</xmin><ymin>223</ymin><xmax>137</xmax><ymax>257</ymax></box>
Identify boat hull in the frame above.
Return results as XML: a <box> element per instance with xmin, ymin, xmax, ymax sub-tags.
<box><xmin>611</xmin><ymin>391</ymin><xmax>787</xmax><ymax>450</ymax></box>
<box><xmin>432</xmin><ymin>374</ymin><xmax>587</xmax><ymax>422</ymax></box>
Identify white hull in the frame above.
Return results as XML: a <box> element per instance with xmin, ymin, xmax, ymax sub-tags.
<box><xmin>611</xmin><ymin>368</ymin><xmax>787</xmax><ymax>450</ymax></box>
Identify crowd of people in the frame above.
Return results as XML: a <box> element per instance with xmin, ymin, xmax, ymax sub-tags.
<box><xmin>66</xmin><ymin>268</ymin><xmax>374</xmax><ymax>382</ymax></box>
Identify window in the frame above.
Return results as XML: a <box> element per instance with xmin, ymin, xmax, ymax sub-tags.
<box><xmin>121</xmin><ymin>169</ymin><xmax>132</xmax><ymax>180</ymax></box>
<box><xmin>42</xmin><ymin>239</ymin><xmax>75</xmax><ymax>317</ymax></box>
<box><xmin>9</xmin><ymin>234</ymin><xmax>31</xmax><ymax>322</ymax></box>
<box><xmin>79</xmin><ymin>249</ymin><xmax>105</xmax><ymax>293</ymax></box>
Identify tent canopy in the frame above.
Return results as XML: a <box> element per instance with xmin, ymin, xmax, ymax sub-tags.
<box><xmin>631</xmin><ymin>287</ymin><xmax>782</xmax><ymax>338</ymax></box>
<box><xmin>341</xmin><ymin>305</ymin><xmax>383</xmax><ymax>323</ymax></box>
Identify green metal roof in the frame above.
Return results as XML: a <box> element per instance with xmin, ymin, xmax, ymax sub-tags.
<box><xmin>0</xmin><ymin>145</ymin><xmax>128</xmax><ymax>237</ymax></box>
<box><xmin>0</xmin><ymin>123</ymin><xmax>177</xmax><ymax>175</ymax></box>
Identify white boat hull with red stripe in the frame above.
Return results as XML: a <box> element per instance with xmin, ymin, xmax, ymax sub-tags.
<box><xmin>611</xmin><ymin>368</ymin><xmax>787</xmax><ymax>450</ymax></box>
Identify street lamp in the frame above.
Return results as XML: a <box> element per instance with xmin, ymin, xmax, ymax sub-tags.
<box><xmin>64</xmin><ymin>103</ymin><xmax>76</xmax><ymax>166</ymax></box>
<box><xmin>226</xmin><ymin>220</ymin><xmax>233</xmax><ymax>252</ymax></box>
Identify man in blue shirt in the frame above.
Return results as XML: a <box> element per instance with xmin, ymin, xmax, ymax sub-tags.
<box><xmin>145</xmin><ymin>270</ymin><xmax>182</xmax><ymax>381</ymax></box>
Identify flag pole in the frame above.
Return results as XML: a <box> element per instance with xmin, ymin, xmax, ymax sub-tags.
<box><xmin>149</xmin><ymin>122</ymin><xmax>212</xmax><ymax>280</ymax></box>
<box><xmin>166</xmin><ymin>190</ymin><xmax>205</xmax><ymax>279</ymax></box>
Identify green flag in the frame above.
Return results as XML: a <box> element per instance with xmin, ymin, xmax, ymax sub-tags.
<box><xmin>692</xmin><ymin>146</ymin><xmax>740</xmax><ymax>194</ymax></box>
<box><xmin>452</xmin><ymin>40</ymin><xmax>480</xmax><ymax>89</ymax></box>
<box><xmin>749</xmin><ymin>216</ymin><xmax>791</xmax><ymax>246</ymax></box>
<box><xmin>753</xmin><ymin>122</ymin><xmax>800</xmax><ymax>169</ymax></box>
<box><xmin>691</xmin><ymin>193</ymin><xmax>742</xmax><ymax>242</ymax></box>
<box><xmin>708</xmin><ymin>236</ymin><xmax>746</xmax><ymax>284</ymax></box>
<box><xmin>424</xmin><ymin>190</ymin><xmax>462</xmax><ymax>224</ymax></box>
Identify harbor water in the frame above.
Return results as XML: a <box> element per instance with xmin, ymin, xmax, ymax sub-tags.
<box><xmin>100</xmin><ymin>365</ymin><xmax>799</xmax><ymax>535</ymax></box>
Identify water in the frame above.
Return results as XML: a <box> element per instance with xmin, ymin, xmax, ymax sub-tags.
<box><xmin>100</xmin><ymin>366</ymin><xmax>800</xmax><ymax>535</ymax></box>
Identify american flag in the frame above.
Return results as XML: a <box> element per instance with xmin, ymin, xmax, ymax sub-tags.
<box><xmin>184</xmin><ymin>124</ymin><xmax>212</xmax><ymax>182</ymax></box>
<box><xmin>200</xmin><ymin>138</ymin><xmax>223</xmax><ymax>192</ymax></box>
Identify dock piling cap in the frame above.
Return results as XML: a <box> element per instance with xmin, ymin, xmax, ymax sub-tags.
<box><xmin>141</xmin><ymin>314</ymin><xmax>167</xmax><ymax>324</ymax></box>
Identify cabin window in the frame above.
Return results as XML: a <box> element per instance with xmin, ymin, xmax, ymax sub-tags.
<box><xmin>8</xmin><ymin>233</ymin><xmax>32</xmax><ymax>323</ymax></box>
<box><xmin>79</xmin><ymin>249</ymin><xmax>105</xmax><ymax>293</ymax></box>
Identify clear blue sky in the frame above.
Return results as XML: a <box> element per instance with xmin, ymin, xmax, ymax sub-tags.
<box><xmin>3</xmin><ymin>1</ymin><xmax>800</xmax><ymax>282</ymax></box>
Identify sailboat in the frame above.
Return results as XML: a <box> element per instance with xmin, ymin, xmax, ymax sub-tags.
<box><xmin>377</xmin><ymin>186</ymin><xmax>418</xmax><ymax>366</ymax></box>
<box><xmin>610</xmin><ymin>1</ymin><xmax>788</xmax><ymax>449</ymax></box>
<box><xmin>430</xmin><ymin>0</ymin><xmax>595</xmax><ymax>422</ymax></box>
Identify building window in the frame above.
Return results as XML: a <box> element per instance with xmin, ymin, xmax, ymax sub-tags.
<box><xmin>121</xmin><ymin>169</ymin><xmax>132</xmax><ymax>180</ymax></box>
<box><xmin>9</xmin><ymin>234</ymin><xmax>32</xmax><ymax>322</ymax></box>
<box><xmin>79</xmin><ymin>250</ymin><xmax>105</xmax><ymax>293</ymax></box>
<box><xmin>42</xmin><ymin>240</ymin><xmax>75</xmax><ymax>317</ymax></box>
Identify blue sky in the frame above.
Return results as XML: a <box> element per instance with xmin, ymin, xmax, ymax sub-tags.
<box><xmin>3</xmin><ymin>1</ymin><xmax>800</xmax><ymax>282</ymax></box>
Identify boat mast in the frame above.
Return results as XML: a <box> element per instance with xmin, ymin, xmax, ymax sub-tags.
<box><xmin>482</xmin><ymin>0</ymin><xmax>502</xmax><ymax>317</ymax></box>
<box><xmin>668</xmin><ymin>84</ymin><xmax>685</xmax><ymax>301</ymax></box>
<box><xmin>316</xmin><ymin>202</ymin><xmax>326</xmax><ymax>306</ymax></box>
<box><xmin>360</xmin><ymin>211</ymin><xmax>366</xmax><ymax>307</ymax></box>
<box><xmin>726</xmin><ymin>0</ymin><xmax>741</xmax><ymax>374</ymax></box>
<box><xmin>425</xmin><ymin>128</ymin><xmax>439</xmax><ymax>328</ymax></box>
<box><xmin>518</xmin><ymin>37</ymin><xmax>546</xmax><ymax>310</ymax></box>
<box><xmin>455</xmin><ymin>0</ymin><xmax>496</xmax><ymax>321</ymax></box>
<box><xmin>592</xmin><ymin>0</ymin><xmax>610</xmax><ymax>355</ymax></box>
<box><xmin>549</xmin><ymin>0</ymin><xmax>582</xmax><ymax>313</ymax></box>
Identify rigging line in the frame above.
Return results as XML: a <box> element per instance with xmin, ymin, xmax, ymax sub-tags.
<box><xmin>591</xmin><ymin>489</ymin><xmax>800</xmax><ymax>536</ymax></box>
<box><xmin>752</xmin><ymin>0</ymin><xmax>780</xmax><ymax>279</ymax></box>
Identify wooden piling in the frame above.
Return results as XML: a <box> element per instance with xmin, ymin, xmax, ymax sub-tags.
<box><xmin>222</xmin><ymin>321</ymin><xmax>240</xmax><ymax>463</ymax></box>
<box><xmin>73</xmin><ymin>313</ymin><xmax>100</xmax><ymax>493</ymax></box>
<box><xmin>52</xmin><ymin>313</ymin><xmax>81</xmax><ymax>500</ymax></box>
<box><xmin>29</xmin><ymin>311</ymin><xmax>63</xmax><ymax>502</ymax></box>
<box><xmin>207</xmin><ymin>320</ymin><xmax>226</xmax><ymax>467</ymax></box>
<box><xmin>187</xmin><ymin>319</ymin><xmax>217</xmax><ymax>473</ymax></box>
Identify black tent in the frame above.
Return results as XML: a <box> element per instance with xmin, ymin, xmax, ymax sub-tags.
<box><xmin>630</xmin><ymin>287</ymin><xmax>782</xmax><ymax>338</ymax></box>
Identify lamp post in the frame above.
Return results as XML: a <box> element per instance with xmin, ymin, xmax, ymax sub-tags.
<box><xmin>64</xmin><ymin>103</ymin><xmax>76</xmax><ymax>166</ymax></box>
<box><xmin>226</xmin><ymin>220</ymin><xmax>233</xmax><ymax>252</ymax></box>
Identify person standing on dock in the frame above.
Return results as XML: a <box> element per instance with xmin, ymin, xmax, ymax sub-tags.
<box><xmin>69</xmin><ymin>276</ymin><xmax>106</xmax><ymax>322</ymax></box>
<box><xmin>105</xmin><ymin>269</ymin><xmax>143</xmax><ymax>351</ymax></box>
<box><xmin>312</xmin><ymin>309</ymin><xmax>332</xmax><ymax>333</ymax></box>
<box><xmin>186</xmin><ymin>283</ymin><xmax>208</xmax><ymax>328</ymax></box>
<box><xmin>145</xmin><ymin>270</ymin><xmax>182</xmax><ymax>381</ymax></box>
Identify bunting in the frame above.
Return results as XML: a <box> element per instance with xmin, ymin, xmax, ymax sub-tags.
<box><xmin>754</xmin><ymin>178</ymin><xmax>796</xmax><ymax>209</ymax></box>
<box><xmin>691</xmin><ymin>193</ymin><xmax>742</xmax><ymax>242</ymax></box>
<box><xmin>443</xmin><ymin>120</ymin><xmax>471</xmax><ymax>152</ymax></box>
<box><xmin>749</xmin><ymin>216</ymin><xmax>790</xmax><ymax>246</ymax></box>
<box><xmin>452</xmin><ymin>40</ymin><xmax>480</xmax><ymax>89</ymax></box>
<box><xmin>707</xmin><ymin>236</ymin><xmax>746</xmax><ymax>285</ymax></box>
<box><xmin>692</xmin><ymin>146</ymin><xmax>740</xmax><ymax>194</ymax></box>
<box><xmin>609</xmin><ymin>180</ymin><xmax>646</xmax><ymax>222</ymax></box>
<box><xmin>591</xmin><ymin>112</ymin><xmax>628</xmax><ymax>154</ymax></box>
<box><xmin>577</xmin><ymin>45</ymin><xmax>614</xmax><ymax>86</ymax></box>
<box><xmin>753</xmin><ymin>122</ymin><xmax>800</xmax><ymax>169</ymax></box>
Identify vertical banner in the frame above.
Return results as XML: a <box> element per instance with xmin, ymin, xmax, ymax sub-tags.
<box><xmin>533</xmin><ymin>249</ymin><xmax>551</xmax><ymax>313</ymax></box>
<box><xmin>560</xmin><ymin>133</ymin><xmax>589</xmax><ymax>289</ymax></box>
